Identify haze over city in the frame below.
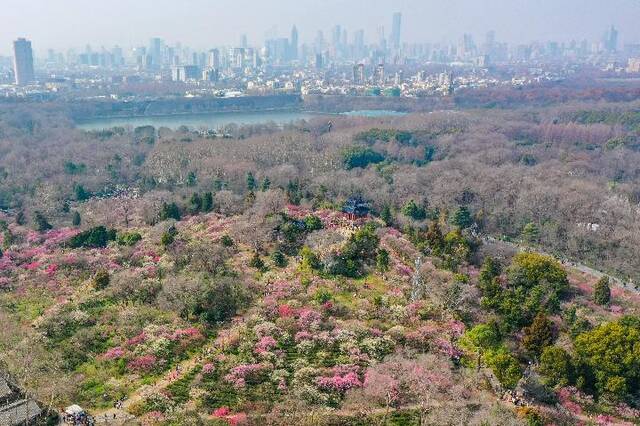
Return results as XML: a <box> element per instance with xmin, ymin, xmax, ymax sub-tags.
<box><xmin>2</xmin><ymin>0</ymin><xmax>640</xmax><ymax>54</ymax></box>
<box><xmin>4</xmin><ymin>1</ymin><xmax>640</xmax><ymax>425</ymax></box>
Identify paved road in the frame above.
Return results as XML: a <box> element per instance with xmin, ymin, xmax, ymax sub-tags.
<box><xmin>482</xmin><ymin>236</ymin><xmax>639</xmax><ymax>295</ymax></box>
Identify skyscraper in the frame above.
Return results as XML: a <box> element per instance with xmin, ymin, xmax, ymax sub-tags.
<box><xmin>13</xmin><ymin>38</ymin><xmax>35</xmax><ymax>86</ymax></box>
<box><xmin>391</xmin><ymin>12</ymin><xmax>402</xmax><ymax>50</ymax></box>
<box><xmin>290</xmin><ymin>26</ymin><xmax>299</xmax><ymax>61</ymax></box>
<box><xmin>605</xmin><ymin>25</ymin><xmax>618</xmax><ymax>53</ymax></box>
<box><xmin>149</xmin><ymin>37</ymin><xmax>164</xmax><ymax>67</ymax></box>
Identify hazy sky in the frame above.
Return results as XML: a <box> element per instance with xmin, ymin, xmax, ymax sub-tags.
<box><xmin>2</xmin><ymin>0</ymin><xmax>640</xmax><ymax>54</ymax></box>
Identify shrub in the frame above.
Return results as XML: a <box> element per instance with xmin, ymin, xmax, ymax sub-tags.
<box><xmin>303</xmin><ymin>215</ymin><xmax>323</xmax><ymax>231</ymax></box>
<box><xmin>161</xmin><ymin>226</ymin><xmax>178</xmax><ymax>247</ymax></box>
<box><xmin>314</xmin><ymin>288</ymin><xmax>333</xmax><ymax>305</ymax></box>
<box><xmin>220</xmin><ymin>235</ymin><xmax>234</xmax><ymax>247</ymax></box>
<box><xmin>117</xmin><ymin>231</ymin><xmax>142</xmax><ymax>246</ymax></box>
<box><xmin>300</xmin><ymin>246</ymin><xmax>322</xmax><ymax>271</ymax></box>
<box><xmin>93</xmin><ymin>269</ymin><xmax>110</xmax><ymax>290</ymax></box>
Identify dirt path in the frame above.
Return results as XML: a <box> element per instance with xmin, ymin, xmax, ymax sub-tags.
<box><xmin>93</xmin><ymin>350</ymin><xmax>207</xmax><ymax>424</ymax></box>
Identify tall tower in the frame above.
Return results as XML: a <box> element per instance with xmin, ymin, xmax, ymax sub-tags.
<box><xmin>391</xmin><ymin>12</ymin><xmax>402</xmax><ymax>50</ymax></box>
<box><xmin>13</xmin><ymin>38</ymin><xmax>35</xmax><ymax>86</ymax></box>
<box><xmin>606</xmin><ymin>25</ymin><xmax>618</xmax><ymax>53</ymax></box>
<box><xmin>290</xmin><ymin>25</ymin><xmax>299</xmax><ymax>61</ymax></box>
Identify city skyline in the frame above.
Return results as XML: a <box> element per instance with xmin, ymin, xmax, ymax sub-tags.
<box><xmin>2</xmin><ymin>0</ymin><xmax>640</xmax><ymax>55</ymax></box>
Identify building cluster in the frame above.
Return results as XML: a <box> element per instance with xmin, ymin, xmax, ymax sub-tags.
<box><xmin>2</xmin><ymin>17</ymin><xmax>640</xmax><ymax>100</ymax></box>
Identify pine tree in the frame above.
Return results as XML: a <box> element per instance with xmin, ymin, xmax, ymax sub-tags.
<box><xmin>451</xmin><ymin>206</ymin><xmax>473</xmax><ymax>229</ymax></box>
<box><xmin>522</xmin><ymin>312</ymin><xmax>555</xmax><ymax>357</ymax></box>
<box><xmin>593</xmin><ymin>276</ymin><xmax>611</xmax><ymax>306</ymax></box>
<box><xmin>159</xmin><ymin>202</ymin><xmax>181</xmax><ymax>221</ymax></box>
<box><xmin>380</xmin><ymin>205</ymin><xmax>393</xmax><ymax>226</ymax></box>
<box><xmin>202</xmin><ymin>192</ymin><xmax>214</xmax><ymax>212</ymax></box>
<box><xmin>271</xmin><ymin>250</ymin><xmax>287</xmax><ymax>268</ymax></box>
<box><xmin>189</xmin><ymin>193</ymin><xmax>203</xmax><ymax>213</ymax></box>
<box><xmin>425</xmin><ymin>221</ymin><xmax>444</xmax><ymax>254</ymax></box>
<box><xmin>15</xmin><ymin>211</ymin><xmax>26</xmax><ymax>226</ymax></box>
<box><xmin>72</xmin><ymin>211</ymin><xmax>81</xmax><ymax>227</ymax></box>
<box><xmin>376</xmin><ymin>249</ymin><xmax>390</xmax><ymax>272</ymax></box>
<box><xmin>260</xmin><ymin>177</ymin><xmax>271</xmax><ymax>191</ymax></box>
<box><xmin>249</xmin><ymin>252</ymin><xmax>265</xmax><ymax>270</ymax></box>
<box><xmin>34</xmin><ymin>211</ymin><xmax>52</xmax><ymax>232</ymax></box>
<box><xmin>246</xmin><ymin>172</ymin><xmax>256</xmax><ymax>191</ymax></box>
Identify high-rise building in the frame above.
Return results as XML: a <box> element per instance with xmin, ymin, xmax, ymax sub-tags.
<box><xmin>332</xmin><ymin>25</ymin><xmax>342</xmax><ymax>48</ymax></box>
<box><xmin>605</xmin><ymin>25</ymin><xmax>618</xmax><ymax>53</ymax></box>
<box><xmin>391</xmin><ymin>12</ymin><xmax>402</xmax><ymax>50</ymax></box>
<box><xmin>13</xmin><ymin>38</ymin><xmax>35</xmax><ymax>86</ymax></box>
<box><xmin>149</xmin><ymin>37</ymin><xmax>164</xmax><ymax>67</ymax></box>
<box><xmin>290</xmin><ymin>26</ymin><xmax>299</xmax><ymax>61</ymax></box>
<box><xmin>208</xmin><ymin>49</ymin><xmax>220</xmax><ymax>69</ymax></box>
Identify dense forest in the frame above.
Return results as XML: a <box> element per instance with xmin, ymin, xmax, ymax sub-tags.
<box><xmin>0</xmin><ymin>96</ymin><xmax>640</xmax><ymax>425</ymax></box>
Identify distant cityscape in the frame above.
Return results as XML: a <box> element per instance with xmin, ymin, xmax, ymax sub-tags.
<box><xmin>2</xmin><ymin>13</ymin><xmax>640</xmax><ymax>101</ymax></box>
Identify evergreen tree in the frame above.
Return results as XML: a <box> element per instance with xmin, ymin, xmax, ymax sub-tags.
<box><xmin>522</xmin><ymin>312</ymin><xmax>555</xmax><ymax>357</ymax></box>
<box><xmin>186</xmin><ymin>171</ymin><xmax>197</xmax><ymax>186</ymax></box>
<box><xmin>539</xmin><ymin>346</ymin><xmax>574</xmax><ymax>388</ymax></box>
<box><xmin>74</xmin><ymin>184</ymin><xmax>91</xmax><ymax>201</ymax></box>
<box><xmin>451</xmin><ymin>206</ymin><xmax>473</xmax><ymax>229</ymax></box>
<box><xmin>161</xmin><ymin>225</ymin><xmax>178</xmax><ymax>246</ymax></box>
<box><xmin>249</xmin><ymin>251</ymin><xmax>265</xmax><ymax>270</ymax></box>
<box><xmin>522</xmin><ymin>222</ymin><xmax>540</xmax><ymax>244</ymax></box>
<box><xmin>380</xmin><ymin>205</ymin><xmax>393</xmax><ymax>226</ymax></box>
<box><xmin>260</xmin><ymin>177</ymin><xmax>271</xmax><ymax>191</ymax></box>
<box><xmin>376</xmin><ymin>249</ymin><xmax>390</xmax><ymax>272</ymax></box>
<box><xmin>159</xmin><ymin>202</ymin><xmax>181</xmax><ymax>221</ymax></box>
<box><xmin>593</xmin><ymin>276</ymin><xmax>611</xmax><ymax>306</ymax></box>
<box><xmin>425</xmin><ymin>221</ymin><xmax>444</xmax><ymax>254</ymax></box>
<box><xmin>2</xmin><ymin>229</ymin><xmax>13</xmax><ymax>250</ymax></box>
<box><xmin>33</xmin><ymin>211</ymin><xmax>52</xmax><ymax>232</ymax></box>
<box><xmin>15</xmin><ymin>211</ymin><xmax>26</xmax><ymax>226</ymax></box>
<box><xmin>402</xmin><ymin>200</ymin><xmax>427</xmax><ymax>220</ymax></box>
<box><xmin>202</xmin><ymin>192</ymin><xmax>214</xmax><ymax>212</ymax></box>
<box><xmin>246</xmin><ymin>172</ymin><xmax>256</xmax><ymax>191</ymax></box>
<box><xmin>189</xmin><ymin>193</ymin><xmax>203</xmax><ymax>213</ymax></box>
<box><xmin>271</xmin><ymin>250</ymin><xmax>287</xmax><ymax>268</ymax></box>
<box><xmin>72</xmin><ymin>211</ymin><xmax>81</xmax><ymax>227</ymax></box>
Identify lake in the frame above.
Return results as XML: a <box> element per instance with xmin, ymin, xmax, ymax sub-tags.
<box><xmin>76</xmin><ymin>110</ymin><xmax>315</xmax><ymax>131</ymax></box>
<box><xmin>76</xmin><ymin>109</ymin><xmax>408</xmax><ymax>131</ymax></box>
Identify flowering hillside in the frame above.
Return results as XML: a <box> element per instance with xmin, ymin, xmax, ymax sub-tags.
<box><xmin>1</xmin><ymin>198</ymin><xmax>639</xmax><ymax>426</ymax></box>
